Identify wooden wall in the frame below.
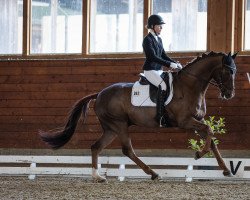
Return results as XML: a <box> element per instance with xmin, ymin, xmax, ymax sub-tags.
<box><xmin>0</xmin><ymin>56</ymin><xmax>249</xmax><ymax>151</ymax></box>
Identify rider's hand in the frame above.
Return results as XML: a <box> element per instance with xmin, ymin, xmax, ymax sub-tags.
<box><xmin>170</xmin><ymin>62</ymin><xmax>178</xmax><ymax>69</ymax></box>
<box><xmin>170</xmin><ymin>62</ymin><xmax>181</xmax><ymax>72</ymax></box>
<box><xmin>177</xmin><ymin>62</ymin><xmax>183</xmax><ymax>70</ymax></box>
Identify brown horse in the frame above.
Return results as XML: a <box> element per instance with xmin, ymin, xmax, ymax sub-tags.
<box><xmin>40</xmin><ymin>51</ymin><xmax>237</xmax><ymax>182</ymax></box>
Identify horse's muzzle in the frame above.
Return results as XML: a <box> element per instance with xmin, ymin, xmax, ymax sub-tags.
<box><xmin>221</xmin><ymin>89</ymin><xmax>235</xmax><ymax>99</ymax></box>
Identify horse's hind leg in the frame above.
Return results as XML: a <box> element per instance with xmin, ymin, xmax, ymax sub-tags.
<box><xmin>211</xmin><ymin>140</ymin><xmax>232</xmax><ymax>177</ymax></box>
<box><xmin>91</xmin><ymin>131</ymin><xmax>116</xmax><ymax>182</ymax></box>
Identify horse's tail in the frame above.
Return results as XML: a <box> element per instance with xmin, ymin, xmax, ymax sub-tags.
<box><xmin>39</xmin><ymin>93</ymin><xmax>98</xmax><ymax>149</ymax></box>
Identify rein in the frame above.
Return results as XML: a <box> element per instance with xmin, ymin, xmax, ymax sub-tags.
<box><xmin>180</xmin><ymin>69</ymin><xmax>219</xmax><ymax>88</ymax></box>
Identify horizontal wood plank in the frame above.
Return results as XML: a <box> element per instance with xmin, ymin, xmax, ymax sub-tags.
<box><xmin>0</xmin><ymin>57</ymin><xmax>249</xmax><ymax>150</ymax></box>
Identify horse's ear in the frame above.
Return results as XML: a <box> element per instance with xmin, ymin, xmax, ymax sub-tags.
<box><xmin>227</xmin><ymin>52</ymin><xmax>231</xmax><ymax>57</ymax></box>
<box><xmin>232</xmin><ymin>52</ymin><xmax>238</xmax><ymax>59</ymax></box>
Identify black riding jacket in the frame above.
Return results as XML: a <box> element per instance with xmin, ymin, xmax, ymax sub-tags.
<box><xmin>142</xmin><ymin>33</ymin><xmax>175</xmax><ymax>71</ymax></box>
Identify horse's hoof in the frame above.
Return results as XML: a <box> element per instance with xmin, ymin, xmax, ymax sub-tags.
<box><xmin>151</xmin><ymin>173</ymin><xmax>162</xmax><ymax>181</ymax></box>
<box><xmin>223</xmin><ymin>171</ymin><xmax>233</xmax><ymax>177</ymax></box>
<box><xmin>154</xmin><ymin>175</ymin><xmax>163</xmax><ymax>182</ymax></box>
<box><xmin>93</xmin><ymin>177</ymin><xmax>108</xmax><ymax>183</ymax></box>
<box><xmin>194</xmin><ymin>151</ymin><xmax>201</xmax><ymax>160</ymax></box>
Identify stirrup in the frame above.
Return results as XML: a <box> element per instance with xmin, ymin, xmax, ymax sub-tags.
<box><xmin>159</xmin><ymin>116</ymin><xmax>167</xmax><ymax>128</ymax></box>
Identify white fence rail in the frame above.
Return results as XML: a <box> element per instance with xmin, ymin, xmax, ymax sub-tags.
<box><xmin>0</xmin><ymin>156</ymin><xmax>249</xmax><ymax>181</ymax></box>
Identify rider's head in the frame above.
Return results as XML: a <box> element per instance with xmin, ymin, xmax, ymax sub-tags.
<box><xmin>146</xmin><ymin>14</ymin><xmax>165</xmax><ymax>35</ymax></box>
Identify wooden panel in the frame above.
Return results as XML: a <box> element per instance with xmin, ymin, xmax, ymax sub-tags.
<box><xmin>0</xmin><ymin>56</ymin><xmax>250</xmax><ymax>151</ymax></box>
<box><xmin>0</xmin><ymin>74</ymin><xmax>138</xmax><ymax>84</ymax></box>
<box><xmin>208</xmin><ymin>0</ymin><xmax>235</xmax><ymax>52</ymax></box>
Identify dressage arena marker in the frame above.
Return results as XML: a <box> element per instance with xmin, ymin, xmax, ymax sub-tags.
<box><xmin>0</xmin><ymin>156</ymin><xmax>249</xmax><ymax>182</ymax></box>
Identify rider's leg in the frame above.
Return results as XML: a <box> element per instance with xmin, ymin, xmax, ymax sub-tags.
<box><xmin>144</xmin><ymin>70</ymin><xmax>167</xmax><ymax>127</ymax></box>
<box><xmin>144</xmin><ymin>70</ymin><xmax>166</xmax><ymax>91</ymax></box>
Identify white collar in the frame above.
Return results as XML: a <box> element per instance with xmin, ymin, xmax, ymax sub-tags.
<box><xmin>149</xmin><ymin>29</ymin><xmax>159</xmax><ymax>41</ymax></box>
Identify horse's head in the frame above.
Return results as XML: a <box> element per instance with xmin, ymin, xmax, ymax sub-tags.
<box><xmin>212</xmin><ymin>52</ymin><xmax>237</xmax><ymax>99</ymax></box>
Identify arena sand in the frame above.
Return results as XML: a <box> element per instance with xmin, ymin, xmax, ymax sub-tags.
<box><xmin>0</xmin><ymin>177</ymin><xmax>249</xmax><ymax>200</ymax></box>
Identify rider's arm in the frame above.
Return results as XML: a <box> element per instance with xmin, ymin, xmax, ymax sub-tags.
<box><xmin>143</xmin><ymin>37</ymin><xmax>172</xmax><ymax>67</ymax></box>
<box><xmin>161</xmin><ymin>50</ymin><xmax>176</xmax><ymax>63</ymax></box>
<box><xmin>158</xmin><ymin>38</ymin><xmax>176</xmax><ymax>63</ymax></box>
<box><xmin>159</xmin><ymin>38</ymin><xmax>182</xmax><ymax>70</ymax></box>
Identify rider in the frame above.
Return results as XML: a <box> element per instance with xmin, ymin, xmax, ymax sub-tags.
<box><xmin>142</xmin><ymin>14</ymin><xmax>182</xmax><ymax>127</ymax></box>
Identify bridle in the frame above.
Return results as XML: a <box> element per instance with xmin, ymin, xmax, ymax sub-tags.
<box><xmin>180</xmin><ymin>56</ymin><xmax>236</xmax><ymax>89</ymax></box>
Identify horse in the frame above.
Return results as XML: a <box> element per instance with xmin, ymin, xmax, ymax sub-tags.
<box><xmin>39</xmin><ymin>51</ymin><xmax>237</xmax><ymax>182</ymax></box>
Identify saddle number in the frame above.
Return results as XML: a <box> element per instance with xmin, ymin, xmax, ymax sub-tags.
<box><xmin>134</xmin><ymin>91</ymin><xmax>140</xmax><ymax>96</ymax></box>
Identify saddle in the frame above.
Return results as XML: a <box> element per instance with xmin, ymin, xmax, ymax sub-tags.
<box><xmin>131</xmin><ymin>72</ymin><xmax>174</xmax><ymax>107</ymax></box>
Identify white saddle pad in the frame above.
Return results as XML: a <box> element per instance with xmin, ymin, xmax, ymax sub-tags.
<box><xmin>131</xmin><ymin>72</ymin><xmax>174</xmax><ymax>107</ymax></box>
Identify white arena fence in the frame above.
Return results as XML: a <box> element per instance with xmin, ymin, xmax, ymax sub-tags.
<box><xmin>0</xmin><ymin>156</ymin><xmax>249</xmax><ymax>182</ymax></box>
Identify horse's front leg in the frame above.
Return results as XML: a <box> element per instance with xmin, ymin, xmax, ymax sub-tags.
<box><xmin>210</xmin><ymin>140</ymin><xmax>232</xmax><ymax>176</ymax></box>
<box><xmin>111</xmin><ymin>121</ymin><xmax>160</xmax><ymax>180</ymax></box>
<box><xmin>180</xmin><ymin>118</ymin><xmax>213</xmax><ymax>159</ymax></box>
<box><xmin>195</xmin><ymin>128</ymin><xmax>232</xmax><ymax>176</ymax></box>
<box><xmin>120</xmin><ymin>137</ymin><xmax>160</xmax><ymax>180</ymax></box>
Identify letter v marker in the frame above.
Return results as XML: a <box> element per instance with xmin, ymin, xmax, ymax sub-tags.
<box><xmin>230</xmin><ymin>161</ymin><xmax>242</xmax><ymax>175</ymax></box>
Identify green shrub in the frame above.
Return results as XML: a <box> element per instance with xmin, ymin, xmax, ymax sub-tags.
<box><xmin>188</xmin><ymin>116</ymin><xmax>226</xmax><ymax>158</ymax></box>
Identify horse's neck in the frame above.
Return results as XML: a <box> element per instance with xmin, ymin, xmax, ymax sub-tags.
<box><xmin>186</xmin><ymin>56</ymin><xmax>222</xmax><ymax>80</ymax></box>
<box><xmin>179</xmin><ymin>55</ymin><xmax>222</xmax><ymax>92</ymax></box>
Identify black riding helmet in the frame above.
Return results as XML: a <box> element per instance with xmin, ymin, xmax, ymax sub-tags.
<box><xmin>147</xmin><ymin>14</ymin><xmax>165</xmax><ymax>29</ymax></box>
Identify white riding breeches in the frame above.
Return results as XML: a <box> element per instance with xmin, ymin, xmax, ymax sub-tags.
<box><xmin>144</xmin><ymin>70</ymin><xmax>166</xmax><ymax>91</ymax></box>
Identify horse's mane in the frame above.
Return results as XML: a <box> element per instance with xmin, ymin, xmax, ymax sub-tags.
<box><xmin>184</xmin><ymin>51</ymin><xmax>226</xmax><ymax>68</ymax></box>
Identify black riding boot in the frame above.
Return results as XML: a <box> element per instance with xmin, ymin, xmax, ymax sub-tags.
<box><xmin>156</xmin><ymin>87</ymin><xmax>168</xmax><ymax>127</ymax></box>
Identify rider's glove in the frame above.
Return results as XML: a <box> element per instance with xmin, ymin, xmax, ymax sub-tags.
<box><xmin>177</xmin><ymin>63</ymin><xmax>183</xmax><ymax>70</ymax></box>
<box><xmin>170</xmin><ymin>62</ymin><xmax>178</xmax><ymax>69</ymax></box>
